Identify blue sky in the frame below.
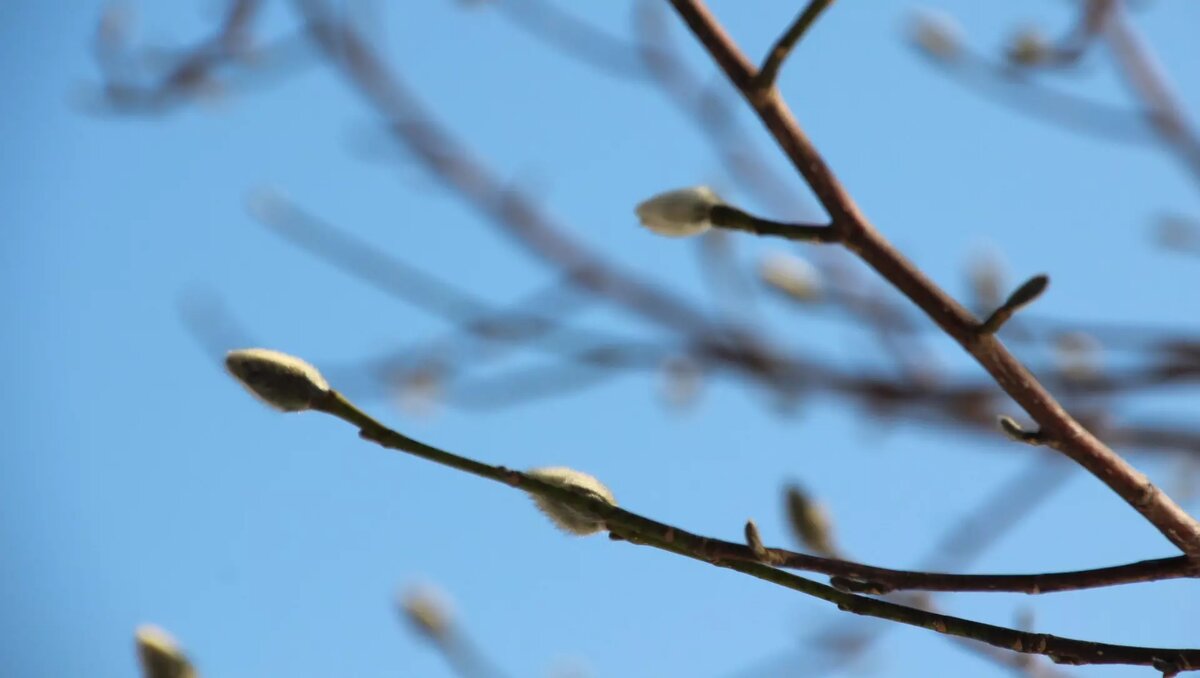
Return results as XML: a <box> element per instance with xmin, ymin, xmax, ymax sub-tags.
<box><xmin>3</xmin><ymin>2</ymin><xmax>1199</xmax><ymax>677</ymax></box>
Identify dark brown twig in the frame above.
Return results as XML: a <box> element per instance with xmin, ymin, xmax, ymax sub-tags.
<box><xmin>309</xmin><ymin>386</ymin><xmax>1200</xmax><ymax>671</ymax></box>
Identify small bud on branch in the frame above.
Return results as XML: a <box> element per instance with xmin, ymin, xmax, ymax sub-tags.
<box><xmin>785</xmin><ymin>484</ymin><xmax>837</xmax><ymax>557</ymax></box>
<box><xmin>526</xmin><ymin>467</ymin><xmax>617</xmax><ymax>536</ymax></box>
<box><xmin>635</xmin><ymin>186</ymin><xmax>722</xmax><ymax>237</ymax></box>
<box><xmin>909</xmin><ymin>10</ymin><xmax>964</xmax><ymax>62</ymax></box>
<box><xmin>997</xmin><ymin>415</ymin><xmax>1047</xmax><ymax>446</ymax></box>
<box><xmin>1006</xmin><ymin>27</ymin><xmax>1050</xmax><ymax>66</ymax></box>
<box><xmin>225</xmin><ymin>348</ymin><xmax>330</xmax><ymax>412</ymax></box>
<box><xmin>744</xmin><ymin>519</ymin><xmax>769</xmax><ymax>561</ymax></box>
<box><xmin>978</xmin><ymin>274</ymin><xmax>1049</xmax><ymax>335</ymax></box>
<box><xmin>400</xmin><ymin>586</ymin><xmax>452</xmax><ymax>641</ymax></box>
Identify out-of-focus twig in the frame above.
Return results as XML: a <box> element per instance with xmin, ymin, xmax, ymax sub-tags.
<box><xmin>400</xmin><ymin>586</ymin><xmax>512</xmax><ymax>678</ymax></box>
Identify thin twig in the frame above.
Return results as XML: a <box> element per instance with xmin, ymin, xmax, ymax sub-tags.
<box><xmin>1104</xmin><ymin>4</ymin><xmax>1200</xmax><ymax>189</ymax></box>
<box><xmin>709</xmin><ymin>205</ymin><xmax>838</xmax><ymax>242</ymax></box>
<box><xmin>752</xmin><ymin>0</ymin><xmax>836</xmax><ymax>94</ymax></box>
<box><xmin>305</xmin><ymin>387</ymin><xmax>1200</xmax><ymax>671</ymax></box>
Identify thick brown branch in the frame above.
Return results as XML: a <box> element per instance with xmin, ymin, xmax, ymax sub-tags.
<box><xmin>666</xmin><ymin>0</ymin><xmax>1200</xmax><ymax>558</ymax></box>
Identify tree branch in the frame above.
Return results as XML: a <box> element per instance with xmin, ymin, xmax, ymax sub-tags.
<box><xmin>665</xmin><ymin>0</ymin><xmax>1200</xmax><ymax>558</ymax></box>
<box><xmin>299</xmin><ymin>384</ymin><xmax>1200</xmax><ymax>672</ymax></box>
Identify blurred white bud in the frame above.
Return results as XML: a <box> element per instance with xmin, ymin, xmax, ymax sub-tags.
<box><xmin>785</xmin><ymin>485</ymin><xmax>837</xmax><ymax>557</ymax></box>
<box><xmin>225</xmin><ymin>348</ymin><xmax>330</xmax><ymax>412</ymax></box>
<box><xmin>397</xmin><ymin>365</ymin><xmax>443</xmax><ymax>417</ymax></box>
<box><xmin>135</xmin><ymin>625</ymin><xmax>197</xmax><ymax>678</ymax></box>
<box><xmin>660</xmin><ymin>356</ymin><xmax>703</xmax><ymax>410</ymax></box>
<box><xmin>1006</xmin><ymin>26</ymin><xmax>1050</xmax><ymax>66</ymax></box>
<box><xmin>400</xmin><ymin>585</ymin><xmax>453</xmax><ymax>641</ymax></box>
<box><xmin>526</xmin><ymin>467</ymin><xmax>616</xmax><ymax>536</ymax></box>
<box><xmin>1054</xmin><ymin>332</ymin><xmax>1101</xmax><ymax>380</ymax></box>
<box><xmin>967</xmin><ymin>248</ymin><xmax>1006</xmax><ymax>312</ymax></box>
<box><xmin>635</xmin><ymin>186</ymin><xmax>722</xmax><ymax>237</ymax></box>
<box><xmin>759</xmin><ymin>251</ymin><xmax>822</xmax><ymax>302</ymax></box>
<box><xmin>910</xmin><ymin>9</ymin><xmax>964</xmax><ymax>61</ymax></box>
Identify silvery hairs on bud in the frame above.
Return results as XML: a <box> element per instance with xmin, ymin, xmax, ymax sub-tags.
<box><xmin>635</xmin><ymin>186</ymin><xmax>723</xmax><ymax>237</ymax></box>
<box><xmin>225</xmin><ymin>348</ymin><xmax>330</xmax><ymax>412</ymax></box>
<box><xmin>526</xmin><ymin>466</ymin><xmax>617</xmax><ymax>536</ymax></box>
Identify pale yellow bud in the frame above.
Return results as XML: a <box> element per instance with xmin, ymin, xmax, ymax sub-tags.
<box><xmin>225</xmin><ymin>348</ymin><xmax>330</xmax><ymax>412</ymax></box>
<box><xmin>759</xmin><ymin>251</ymin><xmax>821</xmax><ymax>301</ymax></box>
<box><xmin>400</xmin><ymin>585</ymin><xmax>453</xmax><ymax>640</ymax></box>
<box><xmin>135</xmin><ymin>625</ymin><xmax>197</xmax><ymax>678</ymax></box>
<box><xmin>1006</xmin><ymin>27</ymin><xmax>1050</xmax><ymax>66</ymax></box>
<box><xmin>526</xmin><ymin>467</ymin><xmax>616</xmax><ymax>536</ymax></box>
<box><xmin>635</xmin><ymin>186</ymin><xmax>722</xmax><ymax>237</ymax></box>
<box><xmin>910</xmin><ymin>10</ymin><xmax>964</xmax><ymax>62</ymax></box>
<box><xmin>785</xmin><ymin>485</ymin><xmax>837</xmax><ymax>557</ymax></box>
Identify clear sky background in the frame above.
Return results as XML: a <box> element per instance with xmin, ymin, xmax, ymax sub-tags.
<box><xmin>3</xmin><ymin>2</ymin><xmax>1199</xmax><ymax>677</ymax></box>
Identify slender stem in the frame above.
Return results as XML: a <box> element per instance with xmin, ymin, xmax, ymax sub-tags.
<box><xmin>752</xmin><ymin>0</ymin><xmax>837</xmax><ymax>92</ymax></box>
<box><xmin>772</xmin><ymin>551</ymin><xmax>1197</xmax><ymax>595</ymax></box>
<box><xmin>709</xmin><ymin>204</ymin><xmax>837</xmax><ymax>242</ymax></box>
<box><xmin>307</xmin><ymin>390</ymin><xmax>1200</xmax><ymax>671</ymax></box>
<box><xmin>667</xmin><ymin>0</ymin><xmax>1200</xmax><ymax>558</ymax></box>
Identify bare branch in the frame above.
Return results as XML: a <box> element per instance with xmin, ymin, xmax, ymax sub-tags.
<box><xmin>292</xmin><ymin>375</ymin><xmax>1200</xmax><ymax>671</ymax></box>
<box><xmin>666</xmin><ymin>0</ymin><xmax>1200</xmax><ymax>557</ymax></box>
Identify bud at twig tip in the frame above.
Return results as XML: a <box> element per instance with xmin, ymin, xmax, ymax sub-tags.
<box><xmin>635</xmin><ymin>186</ymin><xmax>723</xmax><ymax>238</ymax></box>
<box><xmin>785</xmin><ymin>484</ymin><xmax>837</xmax><ymax>557</ymax></box>
<box><xmin>400</xmin><ymin>585</ymin><xmax>453</xmax><ymax>641</ymax></box>
<box><xmin>135</xmin><ymin>625</ymin><xmax>196</xmax><ymax>678</ymax></box>
<box><xmin>760</xmin><ymin>251</ymin><xmax>821</xmax><ymax>301</ymax></box>
<box><xmin>225</xmin><ymin>348</ymin><xmax>330</xmax><ymax>412</ymax></box>
<box><xmin>526</xmin><ymin>467</ymin><xmax>616</xmax><ymax>536</ymax></box>
<box><xmin>910</xmin><ymin>9</ymin><xmax>964</xmax><ymax>61</ymax></box>
<box><xmin>1006</xmin><ymin>26</ymin><xmax>1050</xmax><ymax>66</ymax></box>
<box><xmin>978</xmin><ymin>274</ymin><xmax>1049</xmax><ymax>334</ymax></box>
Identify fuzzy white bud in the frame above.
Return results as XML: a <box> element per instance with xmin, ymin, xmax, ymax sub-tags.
<box><xmin>1054</xmin><ymin>332</ymin><xmax>1101</xmax><ymax>381</ymax></box>
<box><xmin>1006</xmin><ymin>27</ymin><xmax>1050</xmax><ymax>66</ymax></box>
<box><xmin>526</xmin><ymin>466</ymin><xmax>616</xmax><ymax>536</ymax></box>
<box><xmin>400</xmin><ymin>585</ymin><xmax>453</xmax><ymax>640</ymax></box>
<box><xmin>635</xmin><ymin>186</ymin><xmax>722</xmax><ymax>237</ymax></box>
<box><xmin>785</xmin><ymin>485</ymin><xmax>837</xmax><ymax>557</ymax></box>
<box><xmin>759</xmin><ymin>251</ymin><xmax>821</xmax><ymax>301</ymax></box>
<box><xmin>225</xmin><ymin>348</ymin><xmax>330</xmax><ymax>412</ymax></box>
<box><xmin>910</xmin><ymin>10</ymin><xmax>963</xmax><ymax>61</ymax></box>
<box><xmin>135</xmin><ymin>625</ymin><xmax>197</xmax><ymax>678</ymax></box>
